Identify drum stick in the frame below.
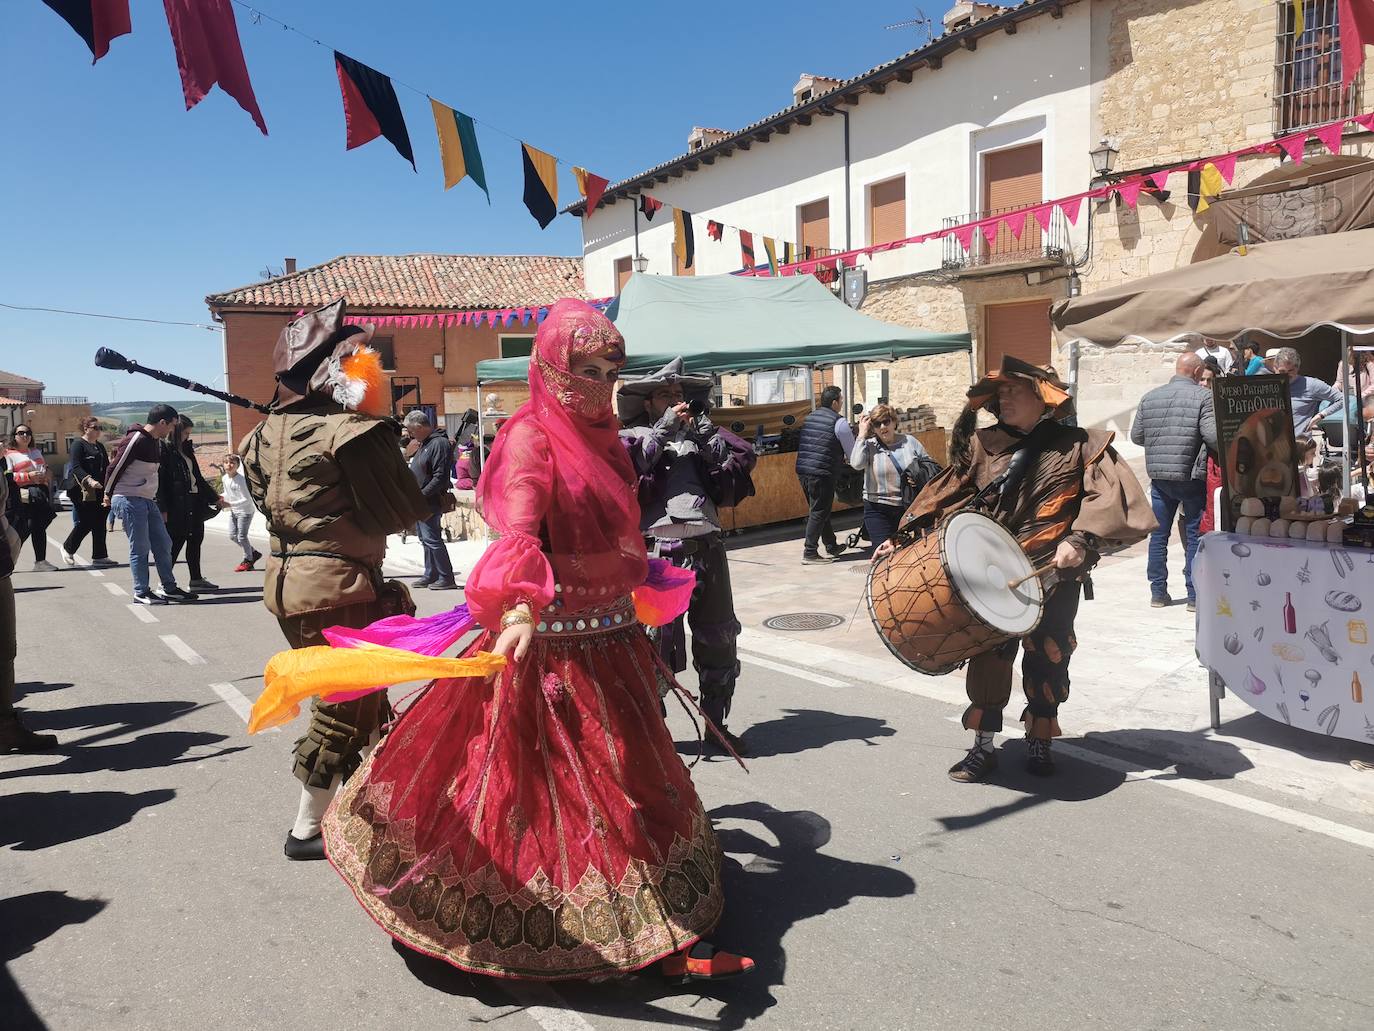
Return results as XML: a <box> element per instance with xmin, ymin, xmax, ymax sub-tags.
<box><xmin>1006</xmin><ymin>563</ymin><xmax>1056</xmax><ymax>591</ymax></box>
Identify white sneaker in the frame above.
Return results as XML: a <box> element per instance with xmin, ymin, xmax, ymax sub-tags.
<box><xmin>61</xmin><ymin>550</ymin><xmax>76</xmax><ymax>567</ymax></box>
<box><xmin>32</xmin><ymin>560</ymin><xmax>58</xmax><ymax>572</ymax></box>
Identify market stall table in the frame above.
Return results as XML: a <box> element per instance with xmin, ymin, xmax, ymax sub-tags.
<box><xmin>1194</xmin><ymin>531</ymin><xmax>1373</xmax><ymax>745</ymax></box>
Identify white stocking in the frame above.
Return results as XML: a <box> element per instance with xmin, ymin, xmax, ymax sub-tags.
<box><xmin>290</xmin><ymin>774</ymin><xmax>340</xmax><ymax>841</ymax></box>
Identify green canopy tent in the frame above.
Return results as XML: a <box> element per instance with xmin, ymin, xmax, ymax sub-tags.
<box><xmin>474</xmin><ymin>272</ymin><xmax>971</xmax><ymax>383</ymax></box>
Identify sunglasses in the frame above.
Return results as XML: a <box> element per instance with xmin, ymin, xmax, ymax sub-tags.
<box><xmin>14</xmin><ymin>430</ymin><xmax>32</xmax><ymax>436</ymax></box>
<box><xmin>873</xmin><ymin>418</ymin><xmax>893</xmax><ymax>427</ymax></box>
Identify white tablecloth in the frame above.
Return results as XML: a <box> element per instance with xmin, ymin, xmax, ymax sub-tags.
<box><xmin>1194</xmin><ymin>532</ymin><xmax>1374</xmax><ymax>745</ymax></box>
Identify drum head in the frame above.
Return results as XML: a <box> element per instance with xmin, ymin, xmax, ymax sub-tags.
<box><xmin>943</xmin><ymin>511</ymin><xmax>1043</xmax><ymax>635</ymax></box>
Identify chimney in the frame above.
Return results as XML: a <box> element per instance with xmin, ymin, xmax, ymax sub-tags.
<box><xmin>792</xmin><ymin>73</ymin><xmax>841</xmax><ymax>106</ymax></box>
<box><xmin>284</xmin><ymin>257</ymin><xmax>297</xmax><ymax>275</ymax></box>
<box><xmin>687</xmin><ymin>126</ymin><xmax>731</xmax><ymax>152</ymax></box>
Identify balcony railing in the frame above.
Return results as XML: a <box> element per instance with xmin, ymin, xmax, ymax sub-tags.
<box><xmin>32</xmin><ymin>395</ymin><xmax>90</xmax><ymax>405</ymax></box>
<box><xmin>941</xmin><ymin>204</ymin><xmax>1070</xmax><ymax>272</ymax></box>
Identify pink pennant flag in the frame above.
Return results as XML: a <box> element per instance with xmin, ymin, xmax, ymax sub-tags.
<box><xmin>1030</xmin><ymin>204</ymin><xmax>1054</xmax><ymax>233</ymax></box>
<box><xmin>1211</xmin><ymin>152</ymin><xmax>1238</xmax><ymax>184</ymax></box>
<box><xmin>951</xmin><ymin>223</ymin><xmax>977</xmax><ymax>252</ymax></box>
<box><xmin>1313</xmin><ymin>121</ymin><xmax>1344</xmax><ymax>154</ymax></box>
<box><xmin>1277</xmin><ymin>132</ymin><xmax>1308</xmax><ymax>163</ymax></box>
<box><xmin>1057</xmin><ymin>197</ymin><xmax>1083</xmax><ymax>226</ymax></box>
<box><xmin>977</xmin><ymin>219</ymin><xmax>1000</xmax><ymax>246</ymax></box>
<box><xmin>1147</xmin><ymin>169</ymin><xmax>1171</xmax><ymax>192</ymax></box>
<box><xmin>488</xmin><ymin>311</ymin><xmax>500</xmax><ymax>327</ymax></box>
<box><xmin>424</xmin><ymin>315</ymin><xmax>434</xmax><ymax>328</ymax></box>
<box><xmin>1354</xmin><ymin>113</ymin><xmax>1374</xmax><ymax>133</ymax></box>
<box><xmin>1117</xmin><ymin>180</ymin><xmax>1143</xmax><ymax>208</ymax></box>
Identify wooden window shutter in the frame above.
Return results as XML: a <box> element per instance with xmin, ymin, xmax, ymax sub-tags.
<box><xmin>982</xmin><ymin>299</ymin><xmax>1052</xmax><ymax>374</ymax></box>
<box><xmin>982</xmin><ymin>143</ymin><xmax>1043</xmax><ymax>256</ymax></box>
<box><xmin>799</xmin><ymin>199</ymin><xmax>830</xmax><ymax>252</ymax></box>
<box><xmin>614</xmin><ymin>257</ymin><xmax>632</xmax><ymax>294</ymax></box>
<box><xmin>869</xmin><ymin>178</ymin><xmax>906</xmax><ymax>246</ymax></box>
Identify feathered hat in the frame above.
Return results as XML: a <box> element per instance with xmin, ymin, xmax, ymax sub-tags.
<box><xmin>270</xmin><ymin>298</ymin><xmax>388</xmax><ymax>416</ymax></box>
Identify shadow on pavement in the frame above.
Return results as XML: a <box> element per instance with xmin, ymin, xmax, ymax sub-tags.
<box><xmin>390</xmin><ymin>803</ymin><xmax>914</xmax><ymax>1029</ymax></box>
<box><xmin>1078</xmin><ymin>726</ymin><xmax>1258</xmax><ymax>780</ymax></box>
<box><xmin>0</xmin><ymin>789</ymin><xmax>176</xmax><ymax>850</ymax></box>
<box><xmin>0</xmin><ymin>730</ymin><xmax>247</xmax><ymax>782</ymax></box>
<box><xmin>21</xmin><ymin>699</ymin><xmax>211</xmax><ymax>743</ymax></box>
<box><xmin>12</xmin><ymin>681</ymin><xmax>72</xmax><ymax>698</ymax></box>
<box><xmin>935</xmin><ymin>740</ymin><xmax>1130</xmax><ymax>832</ymax></box>
<box><xmin>12</xmin><ymin>586</ymin><xmax>62</xmax><ymax>595</ymax></box>
<box><xmin>686</xmin><ymin>707</ymin><xmax>895</xmax><ymax>760</ymax></box>
<box><xmin>189</xmin><ymin>595</ymin><xmax>264</xmax><ymax>606</ymax></box>
<box><xmin>0</xmin><ymin>890</ymin><xmax>109</xmax><ymax>1031</ymax></box>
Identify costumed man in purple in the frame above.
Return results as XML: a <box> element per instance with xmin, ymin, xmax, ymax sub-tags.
<box><xmin>882</xmin><ymin>357</ymin><xmax>1154</xmax><ymax>782</ymax></box>
<box><xmin>619</xmin><ymin>358</ymin><xmax>757</xmax><ymax>753</ymax></box>
<box><xmin>239</xmin><ymin>299</ymin><xmax>432</xmax><ymax>860</ymax></box>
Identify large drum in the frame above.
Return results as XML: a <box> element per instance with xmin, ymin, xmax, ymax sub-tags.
<box><xmin>867</xmin><ymin>510</ymin><xmax>1044</xmax><ymax>675</ymax></box>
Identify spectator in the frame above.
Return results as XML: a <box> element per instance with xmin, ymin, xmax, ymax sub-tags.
<box><xmin>0</xmin><ymin>468</ymin><xmax>55</xmax><ymax>752</ymax></box>
<box><xmin>1193</xmin><ymin>335</ymin><xmax>1235</xmax><ymax>376</ymax></box>
<box><xmin>1194</xmin><ymin>361</ymin><xmax>1224</xmax><ymax>535</ymax></box>
<box><xmin>159</xmin><ymin>414</ymin><xmax>222</xmax><ymax>591</ymax></box>
<box><xmin>453</xmin><ymin>442</ymin><xmax>476</xmax><ymax>491</ymax></box>
<box><xmin>848</xmin><ymin>404</ymin><xmax>939</xmax><ymax>552</ymax></box>
<box><xmin>2</xmin><ymin>425</ymin><xmax>57</xmax><ymax>572</ymax></box>
<box><xmin>1130</xmin><ymin>352</ymin><xmax>1217</xmax><ymax>611</ymax></box>
<box><xmin>61</xmin><ymin>416</ymin><xmax>114</xmax><ymax>568</ymax></box>
<box><xmin>794</xmin><ymin>385</ymin><xmax>852</xmax><ymax>564</ymax></box>
<box><xmin>1272</xmin><ymin>347</ymin><xmax>1345</xmax><ymax>436</ymax></box>
<box><xmin>1296</xmin><ymin>436</ymin><xmax>1320</xmax><ymax>497</ymax></box>
<box><xmin>219</xmin><ymin>453</ymin><xmax>260</xmax><ymax>572</ymax></box>
<box><xmin>403</xmin><ymin>410</ymin><xmax>457</xmax><ymax>590</ymax></box>
<box><xmin>104</xmin><ymin>404</ymin><xmax>197</xmax><ymax>605</ymax></box>
<box><xmin>1239</xmin><ymin>339</ymin><xmax>1266</xmax><ymax>376</ymax></box>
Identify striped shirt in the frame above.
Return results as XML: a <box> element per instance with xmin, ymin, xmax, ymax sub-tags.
<box><xmin>849</xmin><ymin>433</ymin><xmax>933</xmax><ymax>507</ymax></box>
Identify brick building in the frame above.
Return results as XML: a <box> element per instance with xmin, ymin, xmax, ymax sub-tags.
<box><xmin>206</xmin><ymin>254</ymin><xmax>586</xmax><ymax>445</ymax></box>
<box><xmin>0</xmin><ymin>368</ymin><xmax>92</xmax><ymax>475</ymax></box>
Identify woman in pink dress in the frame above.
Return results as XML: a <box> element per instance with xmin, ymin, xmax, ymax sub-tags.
<box><xmin>322</xmin><ymin>300</ymin><xmax>751</xmax><ymax>983</ymax></box>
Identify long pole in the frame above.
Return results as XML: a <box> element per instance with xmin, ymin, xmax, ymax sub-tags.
<box><xmin>840</xmin><ymin>109</ymin><xmax>852</xmax><ymax>251</ymax></box>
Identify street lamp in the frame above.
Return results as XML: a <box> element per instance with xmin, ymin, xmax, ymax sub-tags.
<box><xmin>1090</xmin><ymin>137</ymin><xmax>1120</xmax><ymax>178</ymax></box>
<box><xmin>1068</xmin><ymin>270</ymin><xmax>1082</xmax><ymax>297</ymax></box>
<box><xmin>632</xmin><ymin>254</ymin><xmax>650</xmax><ymax>274</ymax></box>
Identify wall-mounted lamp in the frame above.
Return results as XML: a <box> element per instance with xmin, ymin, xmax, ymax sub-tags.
<box><xmin>432</xmin><ymin>353</ymin><xmax>445</xmax><ymax>371</ymax></box>
<box><xmin>1067</xmin><ymin>271</ymin><xmax>1082</xmax><ymax>298</ymax></box>
<box><xmin>632</xmin><ymin>254</ymin><xmax>650</xmax><ymax>274</ymax></box>
<box><xmin>1090</xmin><ymin>137</ymin><xmax>1120</xmax><ymax>177</ymax></box>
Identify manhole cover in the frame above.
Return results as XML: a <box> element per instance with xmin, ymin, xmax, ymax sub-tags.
<box><xmin>763</xmin><ymin>612</ymin><xmax>844</xmax><ymax>632</ymax></box>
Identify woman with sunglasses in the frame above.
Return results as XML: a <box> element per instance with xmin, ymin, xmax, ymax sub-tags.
<box><xmin>849</xmin><ymin>404</ymin><xmax>939</xmax><ymax>553</ymax></box>
<box><xmin>61</xmin><ymin>416</ymin><xmax>115</xmax><ymax>567</ymax></box>
<box><xmin>2</xmin><ymin>425</ymin><xmax>58</xmax><ymax>571</ymax></box>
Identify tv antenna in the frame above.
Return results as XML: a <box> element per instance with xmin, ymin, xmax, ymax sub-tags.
<box><xmin>885</xmin><ymin>12</ymin><xmax>935</xmax><ymax>43</ymax></box>
<box><xmin>259</xmin><ymin>265</ymin><xmax>284</xmax><ymax>280</ymax></box>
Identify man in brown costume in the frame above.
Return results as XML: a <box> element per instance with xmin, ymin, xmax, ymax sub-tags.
<box><xmin>239</xmin><ymin>299</ymin><xmax>431</xmax><ymax>860</ymax></box>
<box><xmin>888</xmin><ymin>356</ymin><xmax>1154</xmax><ymax>782</ymax></box>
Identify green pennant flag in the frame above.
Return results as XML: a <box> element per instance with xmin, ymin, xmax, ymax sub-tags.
<box><xmin>431</xmin><ymin>98</ymin><xmax>489</xmax><ymax>202</ymax></box>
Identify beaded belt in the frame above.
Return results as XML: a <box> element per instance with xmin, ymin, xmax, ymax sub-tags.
<box><xmin>535</xmin><ymin>588</ymin><xmax>638</xmax><ymax>637</ymax></box>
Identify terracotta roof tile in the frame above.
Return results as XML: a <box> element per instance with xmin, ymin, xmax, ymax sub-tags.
<box><xmin>0</xmin><ymin>368</ymin><xmax>45</xmax><ymax>387</ymax></box>
<box><xmin>205</xmin><ymin>254</ymin><xmax>586</xmax><ymax>311</ymax></box>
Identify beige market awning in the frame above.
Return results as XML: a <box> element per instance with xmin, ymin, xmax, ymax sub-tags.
<box><xmin>1051</xmin><ymin>228</ymin><xmax>1374</xmax><ymax>348</ymax></box>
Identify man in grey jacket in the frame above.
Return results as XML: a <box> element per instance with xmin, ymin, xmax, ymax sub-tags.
<box><xmin>403</xmin><ymin>410</ymin><xmax>457</xmax><ymax>591</ymax></box>
<box><xmin>1130</xmin><ymin>352</ymin><xmax>1217</xmax><ymax>611</ymax></box>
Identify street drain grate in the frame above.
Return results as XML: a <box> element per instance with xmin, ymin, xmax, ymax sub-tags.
<box><xmin>763</xmin><ymin>612</ymin><xmax>845</xmax><ymax>632</ymax></box>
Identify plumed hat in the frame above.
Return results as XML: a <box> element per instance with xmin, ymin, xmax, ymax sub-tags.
<box><xmin>964</xmin><ymin>354</ymin><xmax>1072</xmax><ymax>415</ymax></box>
<box><xmin>614</xmin><ymin>356</ymin><xmax>713</xmax><ymax>423</ymax></box>
<box><xmin>271</xmin><ymin>299</ymin><xmax>387</xmax><ymax>416</ymax></box>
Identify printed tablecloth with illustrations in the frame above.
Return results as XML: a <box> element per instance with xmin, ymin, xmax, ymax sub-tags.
<box><xmin>1195</xmin><ymin>532</ymin><xmax>1374</xmax><ymax>745</ymax></box>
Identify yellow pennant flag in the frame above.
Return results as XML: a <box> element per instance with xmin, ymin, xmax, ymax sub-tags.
<box><xmin>1194</xmin><ymin>162</ymin><xmax>1228</xmax><ymax>214</ymax></box>
<box><xmin>430</xmin><ymin>99</ymin><xmax>490</xmax><ymax>200</ymax></box>
<box><xmin>1292</xmin><ymin>0</ymin><xmax>1304</xmax><ymax>41</ymax></box>
<box><xmin>762</xmin><ymin>237</ymin><xmax>778</xmax><ymax>276</ymax></box>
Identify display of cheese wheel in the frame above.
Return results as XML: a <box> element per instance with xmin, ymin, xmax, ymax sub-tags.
<box><xmin>1269</xmin><ymin>518</ymin><xmax>1290</xmax><ymax>538</ymax></box>
<box><xmin>1327</xmin><ymin>520</ymin><xmax>1347</xmax><ymax>543</ymax></box>
<box><xmin>1251</xmin><ymin>517</ymin><xmax>1271</xmax><ymax>537</ymax></box>
<box><xmin>1239</xmin><ymin>497</ymin><xmax>1265</xmax><ymax>518</ymax></box>
<box><xmin>1289</xmin><ymin>520</ymin><xmax>1308</xmax><ymax>539</ymax></box>
<box><xmin>1235</xmin><ymin>516</ymin><xmax>1254</xmax><ymax>535</ymax></box>
<box><xmin>1306</xmin><ymin>520</ymin><xmax>1329</xmax><ymax>541</ymax></box>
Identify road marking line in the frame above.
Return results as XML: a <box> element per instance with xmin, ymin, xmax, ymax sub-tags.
<box><xmin>503</xmin><ymin>985</ymin><xmax>598</xmax><ymax>1031</ymax></box>
<box><xmin>160</xmin><ymin>634</ymin><xmax>206</xmax><ymax>665</ymax></box>
<box><xmin>127</xmin><ymin>603</ymin><xmax>158</xmax><ymax>623</ymax></box>
<box><xmin>45</xmin><ymin>536</ymin><xmax>102</xmax><ymax>575</ymax></box>
<box><xmin>739</xmin><ymin>651</ymin><xmax>850</xmax><ymax>688</ymax></box>
<box><xmin>88</xmin><ymin>569</ymin><xmax>104</xmax><ymax>578</ymax></box>
<box><xmin>938</xmin><ymin>715</ymin><xmax>1374</xmax><ymax>853</ymax></box>
<box><xmin>209</xmin><ymin>682</ymin><xmax>278</xmax><ymax>733</ymax></box>
<box><xmin>103</xmin><ymin>582</ymin><xmax>127</xmax><ymax>596</ymax></box>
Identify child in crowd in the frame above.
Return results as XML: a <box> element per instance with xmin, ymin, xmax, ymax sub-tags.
<box><xmin>219</xmin><ymin>454</ymin><xmax>260</xmax><ymax>572</ymax></box>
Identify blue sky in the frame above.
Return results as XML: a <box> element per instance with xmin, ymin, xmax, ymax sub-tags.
<box><xmin>4</xmin><ymin>0</ymin><xmax>945</xmax><ymax>402</ymax></box>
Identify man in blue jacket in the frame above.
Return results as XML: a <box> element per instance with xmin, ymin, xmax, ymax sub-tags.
<box><xmin>403</xmin><ymin>410</ymin><xmax>457</xmax><ymax>591</ymax></box>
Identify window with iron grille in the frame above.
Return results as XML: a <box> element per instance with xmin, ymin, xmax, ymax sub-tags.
<box><xmin>1274</xmin><ymin>1</ymin><xmax>1363</xmax><ymax>134</ymax></box>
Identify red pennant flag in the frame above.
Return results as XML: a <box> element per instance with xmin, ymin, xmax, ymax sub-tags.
<box><xmin>739</xmin><ymin>230</ymin><xmax>755</xmax><ymax>271</ymax></box>
<box><xmin>162</xmin><ymin>0</ymin><xmax>268</xmax><ymax>134</ymax></box>
<box><xmin>1277</xmin><ymin>132</ymin><xmax>1308</xmax><ymax>163</ymax></box>
<box><xmin>573</xmin><ymin>167</ymin><xmax>609</xmax><ymax>217</ymax></box>
<box><xmin>1338</xmin><ymin>0</ymin><xmax>1374</xmax><ymax>89</ymax></box>
<box><xmin>1313</xmin><ymin>121</ymin><xmax>1344</xmax><ymax>154</ymax></box>
<box><xmin>1355</xmin><ymin>113</ymin><xmax>1374</xmax><ymax>132</ymax></box>
<box><xmin>1147</xmin><ymin>170</ymin><xmax>1171</xmax><ymax>191</ymax></box>
<box><xmin>1211</xmin><ymin>152</ymin><xmax>1239</xmax><ymax>184</ymax></box>
<box><xmin>706</xmin><ymin>220</ymin><xmax>724</xmax><ymax>241</ymax></box>
<box><xmin>41</xmin><ymin>0</ymin><xmax>131</xmax><ymax>63</ymax></box>
<box><xmin>335</xmin><ymin>52</ymin><xmax>415</xmax><ymax>169</ymax></box>
<box><xmin>638</xmin><ymin>195</ymin><xmax>663</xmax><ymax>221</ymax></box>
<box><xmin>1117</xmin><ymin>180</ymin><xmax>1144</xmax><ymax>208</ymax></box>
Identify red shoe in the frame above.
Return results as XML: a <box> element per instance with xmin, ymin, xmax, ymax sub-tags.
<box><xmin>660</xmin><ymin>942</ymin><xmax>755</xmax><ymax>984</ymax></box>
<box><xmin>234</xmin><ymin>562</ymin><xmax>251</xmax><ymax>572</ymax></box>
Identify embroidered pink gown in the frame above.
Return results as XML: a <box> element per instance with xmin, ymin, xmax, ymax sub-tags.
<box><xmin>322</xmin><ymin>300</ymin><xmax>724</xmax><ymax>980</ymax></box>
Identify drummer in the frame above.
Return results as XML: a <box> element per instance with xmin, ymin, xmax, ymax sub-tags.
<box><xmin>880</xmin><ymin>357</ymin><xmax>1154</xmax><ymax>782</ymax></box>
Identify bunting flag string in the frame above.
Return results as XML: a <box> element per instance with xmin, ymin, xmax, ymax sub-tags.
<box><xmin>165</xmin><ymin>0</ymin><xmax>268</xmax><ymax>134</ymax></box>
<box><xmin>335</xmin><ymin>51</ymin><xmax>413</xmax><ymax>168</ymax></box>
<box><xmin>335</xmin><ymin>297</ymin><xmax>613</xmax><ymax>331</ymax></box>
<box><xmin>431</xmin><ymin>99</ymin><xmax>489</xmax><ymax>201</ymax></box>
<box><xmin>41</xmin><ymin>0</ymin><xmax>130</xmax><ymax>63</ymax></box>
<box><xmin>521</xmin><ymin>143</ymin><xmax>559</xmax><ymax>229</ymax></box>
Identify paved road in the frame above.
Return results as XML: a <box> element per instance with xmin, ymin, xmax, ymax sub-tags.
<box><xmin>5</xmin><ymin>523</ymin><xmax>1373</xmax><ymax>1030</ymax></box>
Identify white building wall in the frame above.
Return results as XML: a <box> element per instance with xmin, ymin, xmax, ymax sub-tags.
<box><xmin>581</xmin><ymin>8</ymin><xmax>1094</xmax><ymax>298</ymax></box>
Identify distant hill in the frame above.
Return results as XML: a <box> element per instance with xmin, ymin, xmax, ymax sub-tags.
<box><xmin>92</xmin><ymin>399</ymin><xmax>231</xmax><ymax>432</ymax></box>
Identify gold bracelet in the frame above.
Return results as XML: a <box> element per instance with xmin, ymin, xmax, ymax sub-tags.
<box><xmin>500</xmin><ymin>610</ymin><xmax>533</xmax><ymax>629</ymax></box>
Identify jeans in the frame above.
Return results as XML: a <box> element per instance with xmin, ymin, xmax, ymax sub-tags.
<box><xmin>228</xmin><ymin>510</ymin><xmax>255</xmax><ymax>563</ymax></box>
<box><xmin>63</xmin><ymin>500</ymin><xmax>109</xmax><ymax>560</ymax></box>
<box><xmin>1147</xmin><ymin>479</ymin><xmax>1206</xmax><ymax>602</ymax></box>
<box><xmin>798</xmin><ymin>474</ymin><xmax>838</xmax><ymax>557</ymax></box>
<box><xmin>862</xmin><ymin>500</ymin><xmax>906</xmax><ymax>552</ymax></box>
<box><xmin>415</xmin><ymin>511</ymin><xmax>455</xmax><ymax>584</ymax></box>
<box><xmin>112</xmin><ymin>495</ymin><xmax>176</xmax><ymax>596</ymax></box>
